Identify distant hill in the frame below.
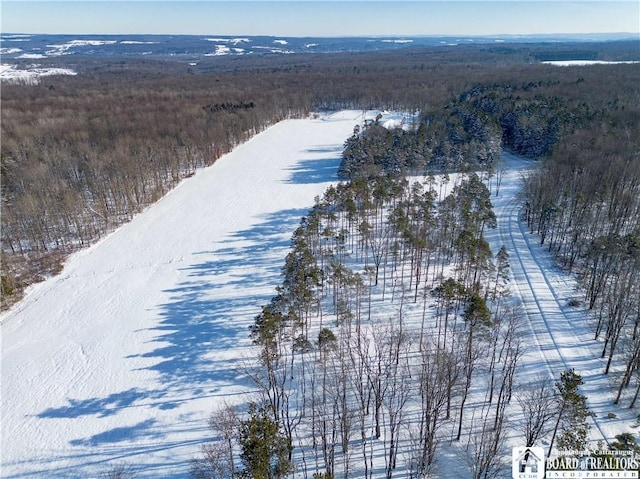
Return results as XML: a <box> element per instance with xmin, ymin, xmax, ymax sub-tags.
<box><xmin>1</xmin><ymin>32</ymin><xmax>637</xmax><ymax>62</ymax></box>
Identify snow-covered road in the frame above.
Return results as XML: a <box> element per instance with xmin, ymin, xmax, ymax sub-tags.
<box><xmin>488</xmin><ymin>153</ymin><xmax>634</xmax><ymax>450</ymax></box>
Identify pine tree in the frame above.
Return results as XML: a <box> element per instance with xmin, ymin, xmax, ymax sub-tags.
<box><xmin>456</xmin><ymin>292</ymin><xmax>492</xmax><ymax>440</ymax></box>
<box><xmin>549</xmin><ymin>369</ymin><xmax>592</xmax><ymax>455</ymax></box>
<box><xmin>609</xmin><ymin>433</ymin><xmax>640</xmax><ymax>453</ymax></box>
<box><xmin>491</xmin><ymin>245</ymin><xmax>511</xmax><ymax>302</ymax></box>
<box><xmin>239</xmin><ymin>402</ymin><xmax>292</xmax><ymax>479</ymax></box>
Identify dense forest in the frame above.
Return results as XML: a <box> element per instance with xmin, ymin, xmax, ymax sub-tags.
<box><xmin>2</xmin><ymin>41</ymin><xmax>638</xmax><ymax>310</ymax></box>
<box><xmin>338</xmin><ymin>67</ymin><xmax>634</xmax><ymax>178</ymax></box>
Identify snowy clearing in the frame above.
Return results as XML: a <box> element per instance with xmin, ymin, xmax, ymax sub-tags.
<box><xmin>0</xmin><ymin>111</ymin><xmax>362</xmax><ymax>478</ymax></box>
<box><xmin>0</xmin><ymin>63</ymin><xmax>77</xmax><ymax>84</ymax></box>
<box><xmin>0</xmin><ymin>112</ymin><xmax>633</xmax><ymax>478</ymax></box>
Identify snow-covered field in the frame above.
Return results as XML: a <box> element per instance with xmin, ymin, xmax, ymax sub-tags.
<box><xmin>0</xmin><ymin>63</ymin><xmax>77</xmax><ymax>84</ymax></box>
<box><xmin>0</xmin><ymin>111</ymin><xmax>362</xmax><ymax>478</ymax></box>
<box><xmin>0</xmin><ymin>111</ymin><xmax>634</xmax><ymax>478</ymax></box>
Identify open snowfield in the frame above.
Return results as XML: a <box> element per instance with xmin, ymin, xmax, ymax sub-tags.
<box><xmin>1</xmin><ymin>111</ymin><xmax>634</xmax><ymax>478</ymax></box>
<box><xmin>1</xmin><ymin>111</ymin><xmax>363</xmax><ymax>478</ymax></box>
<box><xmin>0</xmin><ymin>63</ymin><xmax>77</xmax><ymax>84</ymax></box>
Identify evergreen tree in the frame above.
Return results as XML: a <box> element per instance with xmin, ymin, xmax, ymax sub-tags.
<box><xmin>239</xmin><ymin>402</ymin><xmax>292</xmax><ymax>479</ymax></box>
<box><xmin>492</xmin><ymin>245</ymin><xmax>511</xmax><ymax>302</ymax></box>
<box><xmin>549</xmin><ymin>369</ymin><xmax>592</xmax><ymax>455</ymax></box>
<box><xmin>456</xmin><ymin>292</ymin><xmax>492</xmax><ymax>440</ymax></box>
<box><xmin>610</xmin><ymin>433</ymin><xmax>640</xmax><ymax>454</ymax></box>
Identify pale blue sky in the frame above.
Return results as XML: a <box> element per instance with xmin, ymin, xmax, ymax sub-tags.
<box><xmin>1</xmin><ymin>1</ymin><xmax>638</xmax><ymax>36</ymax></box>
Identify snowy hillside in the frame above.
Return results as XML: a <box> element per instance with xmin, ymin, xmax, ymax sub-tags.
<box><xmin>0</xmin><ymin>111</ymin><xmax>634</xmax><ymax>478</ymax></box>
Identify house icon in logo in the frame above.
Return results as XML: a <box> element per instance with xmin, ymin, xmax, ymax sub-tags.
<box><xmin>512</xmin><ymin>446</ymin><xmax>545</xmax><ymax>479</ymax></box>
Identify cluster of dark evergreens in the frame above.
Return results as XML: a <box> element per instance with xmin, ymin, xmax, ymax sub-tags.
<box><xmin>338</xmin><ymin>78</ymin><xmax>608</xmax><ymax>179</ymax></box>
<box><xmin>338</xmin><ymin>109</ymin><xmax>500</xmax><ymax>178</ymax></box>
<box><xmin>456</xmin><ymin>82</ymin><xmax>585</xmax><ymax>159</ymax></box>
<box><xmin>203</xmin><ymin>101</ymin><xmax>256</xmax><ymax>113</ymax></box>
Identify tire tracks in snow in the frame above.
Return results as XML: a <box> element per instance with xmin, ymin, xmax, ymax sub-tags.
<box><xmin>496</xmin><ymin>185</ymin><xmax>610</xmax><ymax>447</ymax></box>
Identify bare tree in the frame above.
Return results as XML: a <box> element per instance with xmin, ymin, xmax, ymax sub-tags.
<box><xmin>101</xmin><ymin>463</ymin><xmax>138</xmax><ymax>479</ymax></box>
<box><xmin>190</xmin><ymin>402</ymin><xmax>239</xmax><ymax>479</ymax></box>
<box><xmin>382</xmin><ymin>328</ymin><xmax>413</xmax><ymax>479</ymax></box>
<box><xmin>516</xmin><ymin>377</ymin><xmax>558</xmax><ymax>447</ymax></box>
<box><xmin>410</xmin><ymin>339</ymin><xmax>461</xmax><ymax>478</ymax></box>
<box><xmin>465</xmin><ymin>416</ymin><xmax>508</xmax><ymax>479</ymax></box>
<box><xmin>208</xmin><ymin>402</ymin><xmax>240</xmax><ymax>474</ymax></box>
<box><xmin>191</xmin><ymin>442</ymin><xmax>234</xmax><ymax>479</ymax></box>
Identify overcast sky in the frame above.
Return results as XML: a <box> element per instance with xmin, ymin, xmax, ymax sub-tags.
<box><xmin>2</xmin><ymin>1</ymin><xmax>638</xmax><ymax>37</ymax></box>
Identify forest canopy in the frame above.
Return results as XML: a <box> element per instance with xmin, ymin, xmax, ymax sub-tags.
<box><xmin>1</xmin><ymin>41</ymin><xmax>639</xmax><ymax>309</ymax></box>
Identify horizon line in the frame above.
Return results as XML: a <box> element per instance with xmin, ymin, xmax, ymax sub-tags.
<box><xmin>2</xmin><ymin>31</ymin><xmax>638</xmax><ymax>38</ymax></box>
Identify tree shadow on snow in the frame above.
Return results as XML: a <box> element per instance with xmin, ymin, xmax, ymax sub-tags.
<box><xmin>283</xmin><ymin>145</ymin><xmax>343</xmax><ymax>184</ymax></box>
<box><xmin>69</xmin><ymin>419</ymin><xmax>158</xmax><ymax>447</ymax></box>
<box><xmin>26</xmin><ymin>208</ymin><xmax>310</xmax><ymax>479</ymax></box>
<box><xmin>37</xmin><ymin>388</ymin><xmax>147</xmax><ymax>419</ymax></box>
<box><xmin>25</xmin><ymin>138</ymin><xmax>343</xmax><ymax>479</ymax></box>
<box><xmin>134</xmin><ymin>207</ymin><xmax>309</xmax><ymax>390</ymax></box>
<box><xmin>4</xmin><ymin>419</ymin><xmax>209</xmax><ymax>479</ymax></box>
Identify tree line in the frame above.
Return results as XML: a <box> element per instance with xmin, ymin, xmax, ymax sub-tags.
<box><xmin>520</xmin><ymin>104</ymin><xmax>640</xmax><ymax>408</ymax></box>
<box><xmin>1</xmin><ymin>69</ymin><xmax>309</xmax><ymax>307</ymax></box>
